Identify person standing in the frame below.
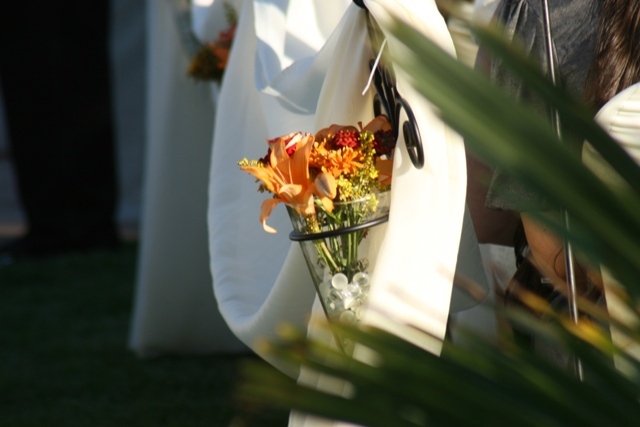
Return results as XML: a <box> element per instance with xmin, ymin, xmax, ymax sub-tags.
<box><xmin>468</xmin><ymin>0</ymin><xmax>601</xmax><ymax>276</ymax></box>
<box><xmin>0</xmin><ymin>1</ymin><xmax>120</xmax><ymax>262</ymax></box>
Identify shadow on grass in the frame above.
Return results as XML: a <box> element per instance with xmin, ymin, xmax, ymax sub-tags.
<box><xmin>0</xmin><ymin>243</ymin><xmax>289</xmax><ymax>426</ymax></box>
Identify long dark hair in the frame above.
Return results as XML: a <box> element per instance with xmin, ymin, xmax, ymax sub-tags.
<box><xmin>584</xmin><ymin>0</ymin><xmax>640</xmax><ymax>109</ymax></box>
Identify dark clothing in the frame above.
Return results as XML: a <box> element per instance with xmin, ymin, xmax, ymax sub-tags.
<box><xmin>483</xmin><ymin>0</ymin><xmax>601</xmax><ymax>211</ymax></box>
<box><xmin>0</xmin><ymin>1</ymin><xmax>119</xmax><ymax>254</ymax></box>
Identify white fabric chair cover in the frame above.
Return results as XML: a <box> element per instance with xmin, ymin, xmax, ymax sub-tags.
<box><xmin>208</xmin><ymin>0</ymin><xmax>491</xmax><ymax>386</ymax></box>
<box><xmin>129</xmin><ymin>0</ymin><xmax>246</xmax><ymax>356</ymax></box>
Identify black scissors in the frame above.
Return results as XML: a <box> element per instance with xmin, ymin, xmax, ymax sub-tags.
<box><xmin>354</xmin><ymin>0</ymin><xmax>424</xmax><ymax>169</ymax></box>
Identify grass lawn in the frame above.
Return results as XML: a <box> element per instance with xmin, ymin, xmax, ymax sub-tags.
<box><xmin>0</xmin><ymin>243</ymin><xmax>289</xmax><ymax>426</ymax></box>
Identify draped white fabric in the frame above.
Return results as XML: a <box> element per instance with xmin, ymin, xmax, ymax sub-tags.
<box><xmin>129</xmin><ymin>0</ymin><xmax>245</xmax><ymax>356</ymax></box>
<box><xmin>583</xmin><ymin>83</ymin><xmax>640</xmax><ymax>183</ymax></box>
<box><xmin>207</xmin><ymin>0</ymin><xmax>351</xmax><ymax>376</ymax></box>
<box><xmin>208</xmin><ymin>0</ymin><xmax>491</xmax><ymax>392</ymax></box>
<box><xmin>582</xmin><ymin>82</ymin><xmax>640</xmax><ymax>375</ymax></box>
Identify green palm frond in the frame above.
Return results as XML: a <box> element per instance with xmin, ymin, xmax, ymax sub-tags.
<box><xmin>237</xmin><ymin>320</ymin><xmax>640</xmax><ymax>426</ymax></box>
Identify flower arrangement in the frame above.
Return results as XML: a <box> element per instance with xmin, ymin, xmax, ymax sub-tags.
<box><xmin>238</xmin><ymin>115</ymin><xmax>395</xmax><ymax>233</ymax></box>
<box><xmin>239</xmin><ymin>116</ymin><xmax>396</xmax><ymax>334</ymax></box>
<box><xmin>187</xmin><ymin>3</ymin><xmax>237</xmax><ymax>82</ymax></box>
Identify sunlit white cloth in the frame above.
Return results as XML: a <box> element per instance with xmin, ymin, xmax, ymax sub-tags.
<box><xmin>472</xmin><ymin>0</ymin><xmax>500</xmax><ymax>25</ymax></box>
<box><xmin>295</xmin><ymin>3</ymin><xmax>493</xmax><ymax>425</ymax></box>
<box><xmin>128</xmin><ymin>0</ymin><xmax>245</xmax><ymax>356</ymax></box>
<box><xmin>448</xmin><ymin>1</ymin><xmax>479</xmax><ymax>68</ymax></box>
<box><xmin>208</xmin><ymin>3</ymin><xmax>493</xmax><ymax>418</ymax></box>
<box><xmin>582</xmin><ymin>82</ymin><xmax>640</xmax><ymax>375</ymax></box>
<box><xmin>583</xmin><ymin>83</ymin><xmax>640</xmax><ymax>183</ymax></box>
<box><xmin>292</xmin><ymin>2</ymin><xmax>489</xmax><ymax>424</ymax></box>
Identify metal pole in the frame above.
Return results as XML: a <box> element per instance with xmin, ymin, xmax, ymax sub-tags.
<box><xmin>540</xmin><ymin>0</ymin><xmax>583</xmax><ymax>380</ymax></box>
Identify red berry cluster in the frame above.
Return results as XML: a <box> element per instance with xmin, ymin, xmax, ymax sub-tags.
<box><xmin>332</xmin><ymin>130</ymin><xmax>360</xmax><ymax>149</ymax></box>
<box><xmin>372</xmin><ymin>129</ymin><xmax>395</xmax><ymax>156</ymax></box>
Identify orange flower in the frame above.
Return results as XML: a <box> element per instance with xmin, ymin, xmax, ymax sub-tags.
<box><xmin>240</xmin><ymin>132</ymin><xmax>337</xmax><ymax>233</ymax></box>
<box><xmin>210</xmin><ymin>44</ymin><xmax>230</xmax><ymax>70</ymax></box>
<box><xmin>361</xmin><ymin>115</ymin><xmax>392</xmax><ymax>133</ymax></box>
<box><xmin>310</xmin><ymin>140</ymin><xmax>365</xmax><ymax>177</ymax></box>
<box><xmin>209</xmin><ymin>23</ymin><xmax>235</xmax><ymax>70</ymax></box>
<box><xmin>312</xmin><ymin>124</ymin><xmax>366</xmax><ymax>178</ymax></box>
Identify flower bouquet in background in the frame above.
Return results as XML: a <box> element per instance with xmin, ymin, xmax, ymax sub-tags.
<box><xmin>187</xmin><ymin>2</ymin><xmax>237</xmax><ymax>83</ymax></box>
<box><xmin>239</xmin><ymin>116</ymin><xmax>396</xmax><ymax>352</ymax></box>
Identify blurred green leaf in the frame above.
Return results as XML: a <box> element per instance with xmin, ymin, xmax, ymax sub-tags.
<box><xmin>237</xmin><ymin>322</ymin><xmax>640</xmax><ymax>426</ymax></box>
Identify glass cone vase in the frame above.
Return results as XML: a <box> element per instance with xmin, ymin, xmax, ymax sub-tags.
<box><xmin>286</xmin><ymin>191</ymin><xmax>390</xmax><ymax>353</ymax></box>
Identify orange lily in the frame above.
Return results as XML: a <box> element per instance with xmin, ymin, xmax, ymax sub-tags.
<box><xmin>240</xmin><ymin>132</ymin><xmax>337</xmax><ymax>233</ymax></box>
